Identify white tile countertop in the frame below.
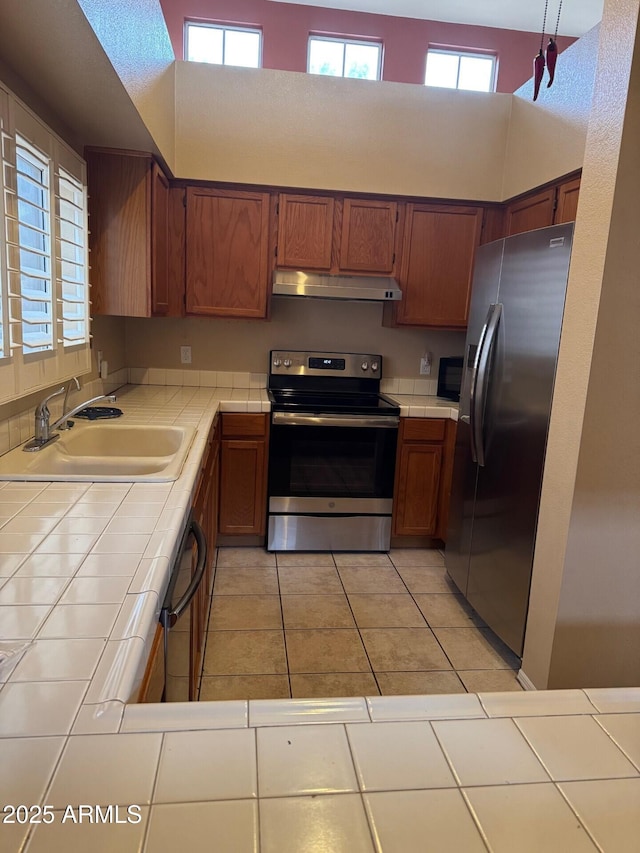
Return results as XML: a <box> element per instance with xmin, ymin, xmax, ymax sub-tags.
<box><xmin>0</xmin><ymin>383</ymin><xmax>637</xmax><ymax>852</ymax></box>
<box><xmin>391</xmin><ymin>394</ymin><xmax>459</xmax><ymax>420</ymax></box>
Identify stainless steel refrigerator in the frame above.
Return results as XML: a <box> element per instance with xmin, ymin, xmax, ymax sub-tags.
<box><xmin>445</xmin><ymin>223</ymin><xmax>574</xmax><ymax>657</ymax></box>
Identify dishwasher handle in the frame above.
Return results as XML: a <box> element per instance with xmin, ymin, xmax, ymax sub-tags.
<box><xmin>166</xmin><ymin>518</ymin><xmax>208</xmax><ymax>628</ymax></box>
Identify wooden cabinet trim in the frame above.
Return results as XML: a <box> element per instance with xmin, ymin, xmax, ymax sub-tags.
<box><xmin>151</xmin><ymin>162</ymin><xmax>170</xmax><ymax>316</ymax></box>
<box><xmin>137</xmin><ymin>623</ymin><xmax>164</xmax><ymax>703</ymax></box>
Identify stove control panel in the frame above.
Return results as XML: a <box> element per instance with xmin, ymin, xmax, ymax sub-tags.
<box><xmin>270</xmin><ymin>351</ymin><xmax>382</xmax><ymax>378</ymax></box>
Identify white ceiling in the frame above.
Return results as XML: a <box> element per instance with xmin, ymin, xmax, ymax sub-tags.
<box><xmin>266</xmin><ymin>0</ymin><xmax>604</xmax><ymax>38</ymax></box>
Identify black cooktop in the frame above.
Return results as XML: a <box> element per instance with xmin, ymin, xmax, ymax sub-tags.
<box><xmin>268</xmin><ymin>389</ymin><xmax>400</xmax><ymax>416</ymax></box>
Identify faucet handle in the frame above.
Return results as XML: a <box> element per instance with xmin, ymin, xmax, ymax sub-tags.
<box><xmin>35</xmin><ymin>386</ymin><xmax>66</xmax><ymax>417</ymax></box>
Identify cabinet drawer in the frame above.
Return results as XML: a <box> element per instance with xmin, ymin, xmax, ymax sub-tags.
<box><xmin>221</xmin><ymin>413</ymin><xmax>268</xmax><ymax>438</ymax></box>
<box><xmin>401</xmin><ymin>418</ymin><xmax>447</xmax><ymax>442</ymax></box>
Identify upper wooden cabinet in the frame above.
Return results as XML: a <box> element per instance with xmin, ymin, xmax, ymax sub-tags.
<box><xmin>276</xmin><ymin>194</ymin><xmax>334</xmax><ymax>270</ymax></box>
<box><xmin>505</xmin><ymin>175</ymin><xmax>581</xmax><ymax>237</ymax></box>
<box><xmin>555</xmin><ymin>176</ymin><xmax>581</xmax><ymax>224</ymax></box>
<box><xmin>276</xmin><ymin>192</ymin><xmax>400</xmax><ymax>275</ymax></box>
<box><xmin>395</xmin><ymin>203</ymin><xmax>482</xmax><ymax>328</ymax></box>
<box><xmin>86</xmin><ymin>149</ymin><xmax>173</xmax><ymax>318</ymax></box>
<box><xmin>339</xmin><ymin>198</ymin><xmax>398</xmax><ymax>273</ymax></box>
<box><xmin>505</xmin><ymin>187</ymin><xmax>556</xmax><ymax>237</ymax></box>
<box><xmin>185</xmin><ymin>187</ymin><xmax>271</xmax><ymax>318</ymax></box>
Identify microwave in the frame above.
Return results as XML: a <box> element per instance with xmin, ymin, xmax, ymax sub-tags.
<box><xmin>437</xmin><ymin>356</ymin><xmax>463</xmax><ymax>401</ymax></box>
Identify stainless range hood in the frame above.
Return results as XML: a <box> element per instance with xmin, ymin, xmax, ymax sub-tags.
<box><xmin>272</xmin><ymin>269</ymin><xmax>402</xmax><ymax>302</ymax></box>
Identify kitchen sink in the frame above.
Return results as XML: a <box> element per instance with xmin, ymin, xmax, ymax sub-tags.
<box><xmin>0</xmin><ymin>423</ymin><xmax>197</xmax><ymax>482</ymax></box>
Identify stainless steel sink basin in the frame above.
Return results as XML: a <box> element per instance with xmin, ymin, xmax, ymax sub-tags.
<box><xmin>0</xmin><ymin>423</ymin><xmax>197</xmax><ymax>482</ymax></box>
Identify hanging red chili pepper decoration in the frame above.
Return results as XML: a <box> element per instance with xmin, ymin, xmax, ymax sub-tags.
<box><xmin>533</xmin><ymin>50</ymin><xmax>546</xmax><ymax>100</ymax></box>
<box><xmin>546</xmin><ymin>1</ymin><xmax>563</xmax><ymax>87</ymax></box>
<box><xmin>546</xmin><ymin>39</ymin><xmax>558</xmax><ymax>87</ymax></box>
<box><xmin>533</xmin><ymin>0</ymin><xmax>549</xmax><ymax>101</ymax></box>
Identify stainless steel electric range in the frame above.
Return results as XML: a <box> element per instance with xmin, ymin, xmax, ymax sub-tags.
<box><xmin>267</xmin><ymin>350</ymin><xmax>400</xmax><ymax>551</ymax></box>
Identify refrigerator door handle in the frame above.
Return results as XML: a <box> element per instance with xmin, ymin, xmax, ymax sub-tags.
<box><xmin>470</xmin><ymin>302</ymin><xmax>502</xmax><ymax>467</ymax></box>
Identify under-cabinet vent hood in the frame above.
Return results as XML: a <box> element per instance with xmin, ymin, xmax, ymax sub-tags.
<box><xmin>272</xmin><ymin>270</ymin><xmax>402</xmax><ymax>302</ymax></box>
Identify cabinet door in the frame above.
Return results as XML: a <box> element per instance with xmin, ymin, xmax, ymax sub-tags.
<box><xmin>151</xmin><ymin>163</ymin><xmax>170</xmax><ymax>315</ymax></box>
<box><xmin>505</xmin><ymin>188</ymin><xmax>555</xmax><ymax>236</ymax></box>
<box><xmin>277</xmin><ymin>193</ymin><xmax>334</xmax><ymax>270</ymax></box>
<box><xmin>219</xmin><ymin>439</ymin><xmax>267</xmax><ymax>535</ymax></box>
<box><xmin>339</xmin><ymin>198</ymin><xmax>398</xmax><ymax>273</ymax></box>
<box><xmin>186</xmin><ymin>188</ymin><xmax>270</xmax><ymax>318</ymax></box>
<box><xmin>393</xmin><ymin>442</ymin><xmax>443</xmax><ymax>536</ymax></box>
<box><xmin>396</xmin><ymin>204</ymin><xmax>482</xmax><ymax>328</ymax></box>
<box><xmin>555</xmin><ymin>177</ymin><xmax>580</xmax><ymax>224</ymax></box>
<box><xmin>86</xmin><ymin>149</ymin><xmax>151</xmax><ymax>317</ymax></box>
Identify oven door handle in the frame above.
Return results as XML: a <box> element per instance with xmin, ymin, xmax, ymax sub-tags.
<box><xmin>272</xmin><ymin>411</ymin><xmax>399</xmax><ymax>428</ymax></box>
<box><xmin>166</xmin><ymin>518</ymin><xmax>208</xmax><ymax>628</ymax></box>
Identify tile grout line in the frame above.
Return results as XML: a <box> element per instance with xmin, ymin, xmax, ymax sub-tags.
<box><xmin>591</xmin><ymin>713</ymin><xmax>640</xmax><ymax>773</ymax></box>
<box><xmin>333</xmin><ymin>557</ymin><xmax>380</xmax><ymax>697</ymax></box>
<box><xmin>552</xmin><ymin>780</ymin><xmax>606</xmax><ymax>853</ymax></box>
<box><xmin>274</xmin><ymin>553</ymin><xmax>294</xmax><ymax>699</ymax></box>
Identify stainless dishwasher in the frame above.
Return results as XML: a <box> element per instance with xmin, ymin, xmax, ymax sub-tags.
<box><xmin>160</xmin><ymin>513</ymin><xmax>207</xmax><ymax>701</ymax></box>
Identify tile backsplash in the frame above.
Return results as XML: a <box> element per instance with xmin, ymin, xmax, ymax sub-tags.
<box><xmin>127</xmin><ymin>368</ymin><xmax>437</xmax><ymax>396</ymax></box>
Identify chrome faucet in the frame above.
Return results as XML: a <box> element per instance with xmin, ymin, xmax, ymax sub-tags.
<box><xmin>24</xmin><ymin>388</ymin><xmax>117</xmax><ymax>452</ymax></box>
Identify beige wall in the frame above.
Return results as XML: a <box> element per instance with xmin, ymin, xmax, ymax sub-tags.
<box><xmin>125</xmin><ymin>300</ymin><xmax>465</xmax><ymax>377</ymax></box>
<box><xmin>0</xmin><ymin>0</ymin><xmax>161</xmax><ymax>157</ymax></box>
<box><xmin>502</xmin><ymin>26</ymin><xmax>599</xmax><ymax>199</ymax></box>
<box><xmin>77</xmin><ymin>0</ymin><xmax>177</xmax><ymax>171</ymax></box>
<box><xmin>174</xmin><ymin>62</ymin><xmax>512</xmax><ymax>200</ymax></box>
<box><xmin>522</xmin><ymin>0</ymin><xmax>640</xmax><ymax>688</ymax></box>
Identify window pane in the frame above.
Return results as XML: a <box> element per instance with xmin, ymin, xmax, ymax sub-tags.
<box><xmin>58</xmin><ymin>168</ymin><xmax>88</xmax><ymax>346</ymax></box>
<box><xmin>186</xmin><ymin>25</ymin><xmax>223</xmax><ymax>64</ymax></box>
<box><xmin>224</xmin><ymin>29</ymin><xmax>261</xmax><ymax>68</ymax></box>
<box><xmin>425</xmin><ymin>52</ymin><xmax>459</xmax><ymax>88</ymax></box>
<box><xmin>309</xmin><ymin>39</ymin><xmax>345</xmax><ymax>76</ymax></box>
<box><xmin>458</xmin><ymin>56</ymin><xmax>494</xmax><ymax>92</ymax></box>
<box><xmin>344</xmin><ymin>43</ymin><xmax>380</xmax><ymax>80</ymax></box>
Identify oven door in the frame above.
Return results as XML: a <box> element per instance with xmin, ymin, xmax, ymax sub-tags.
<box><xmin>267</xmin><ymin>411</ymin><xmax>399</xmax><ymax>551</ymax></box>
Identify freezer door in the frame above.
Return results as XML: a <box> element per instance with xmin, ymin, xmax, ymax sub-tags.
<box><xmin>465</xmin><ymin>223</ymin><xmax>574</xmax><ymax>655</ymax></box>
<box><xmin>445</xmin><ymin>238</ymin><xmax>504</xmax><ymax>595</ymax></box>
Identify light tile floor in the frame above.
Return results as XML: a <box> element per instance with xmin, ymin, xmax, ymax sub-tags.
<box><xmin>197</xmin><ymin>547</ymin><xmax>522</xmax><ymax>701</ymax></box>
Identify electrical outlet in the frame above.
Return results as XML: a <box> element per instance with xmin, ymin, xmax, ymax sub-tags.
<box><xmin>180</xmin><ymin>346</ymin><xmax>192</xmax><ymax>365</ymax></box>
<box><xmin>420</xmin><ymin>355</ymin><xmax>431</xmax><ymax>375</ymax></box>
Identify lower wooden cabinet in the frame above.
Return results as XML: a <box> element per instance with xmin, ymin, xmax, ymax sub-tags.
<box><xmin>137</xmin><ymin>623</ymin><xmax>165</xmax><ymax>703</ymax></box>
<box><xmin>189</xmin><ymin>414</ymin><xmax>220</xmax><ymax>696</ymax></box>
<box><xmin>219</xmin><ymin>414</ymin><xmax>269</xmax><ymax>536</ymax></box>
<box><xmin>392</xmin><ymin>418</ymin><xmax>457</xmax><ymax>541</ymax></box>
